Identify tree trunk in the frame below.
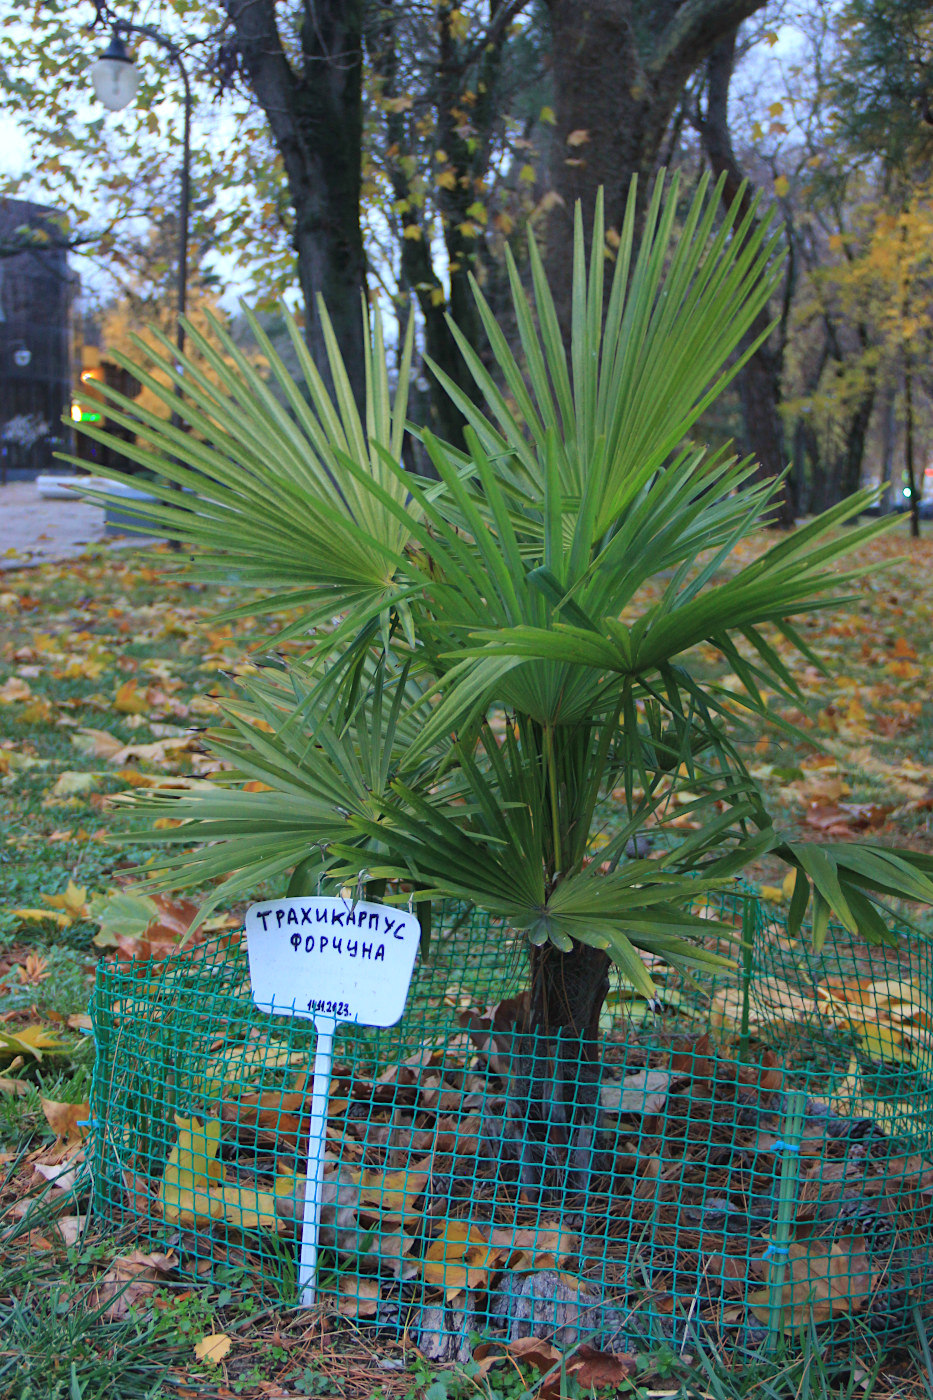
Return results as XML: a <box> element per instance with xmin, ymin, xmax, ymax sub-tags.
<box><xmin>792</xmin><ymin>417</ymin><xmax>821</xmax><ymax>516</ymax></box>
<box><xmin>506</xmin><ymin>940</ymin><xmax>611</xmax><ymax>1192</ymax></box>
<box><xmin>736</xmin><ymin>343</ymin><xmax>794</xmax><ymax>523</ymax></box>
<box><xmin>525</xmin><ymin>940</ymin><xmax>611</xmax><ymax>1049</ymax></box>
<box><xmin>369</xmin><ymin>1</ymin><xmax>516</xmax><ymax>447</ymax></box>
<box><xmin>905</xmin><ymin>364</ymin><xmax>920</xmax><ymax>538</ymax></box>
<box><xmin>879</xmin><ymin>384</ymin><xmax>898</xmax><ymax>512</ymax></box>
<box><xmin>696</xmin><ymin>29</ymin><xmax>795</xmax><ymax>526</ymax></box>
<box><xmin>543</xmin><ymin>0</ymin><xmax>770</xmax><ymax>331</ymax></box>
<box><xmin>830</xmin><ymin>388</ymin><xmax>876</xmax><ymax>506</ymax></box>
<box><xmin>226</xmin><ymin>0</ymin><xmax>366</xmax><ymax>405</ymax></box>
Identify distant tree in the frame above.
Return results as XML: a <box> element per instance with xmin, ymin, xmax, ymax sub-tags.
<box><xmin>542</xmin><ymin>0</ymin><xmax>772</xmax><ymax>330</ymax></box>
<box><xmin>365</xmin><ymin>1</ymin><xmax>545</xmax><ymax>442</ymax></box>
<box><xmin>220</xmin><ymin>0</ymin><xmax>367</xmax><ymax>401</ymax></box>
<box><xmin>834</xmin><ymin>0</ymin><xmax>933</xmax><ymax>176</ymax></box>
<box><xmin>693</xmin><ymin>24</ymin><xmax>796</xmax><ymax>525</ymax></box>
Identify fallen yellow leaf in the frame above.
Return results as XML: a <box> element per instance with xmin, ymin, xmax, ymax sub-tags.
<box><xmin>194</xmin><ymin>1333</ymin><xmax>232</xmax><ymax>1365</ymax></box>
<box><xmin>47</xmin><ymin>772</ymin><xmax>98</xmax><ymax>799</ymax></box>
<box><xmin>0</xmin><ymin>1025</ymin><xmax>67</xmax><ymax>1061</ymax></box>
<box><xmin>71</xmin><ymin>727</ymin><xmax>124</xmax><ymax>760</ymax></box>
<box><xmin>210</xmin><ymin>1184</ymin><xmax>281</xmax><ymax>1233</ymax></box>
<box><xmin>21</xmin><ymin>698</ymin><xmax>54</xmax><ymax>723</ymax></box>
<box><xmin>157</xmin><ymin>1117</ymin><xmax>285</xmax><ymax>1233</ymax></box>
<box><xmin>489</xmin><ymin>1223</ymin><xmax>578</xmax><ymax>1270</ymax></box>
<box><xmin>359</xmin><ymin>1167</ymin><xmax>428</xmax><ymax>1220</ymax></box>
<box><xmin>114</xmin><ymin>679</ymin><xmax>148</xmax><ymax>715</ymax></box>
<box><xmin>0</xmin><ymin>677</ymin><xmax>32</xmax><ymax>703</ymax></box>
<box><xmin>422</xmin><ymin>1220</ymin><xmax>501</xmax><ymax>1295</ymax></box>
<box><xmin>857</xmin><ymin>1023</ymin><xmax>910</xmax><ymax>1064</ymax></box>
<box><xmin>158</xmin><ymin>1116</ymin><xmax>226</xmax><ymax>1224</ymax></box>
<box><xmin>43</xmin><ymin>880</ymin><xmax>89</xmax><ymax>918</ymax></box>
<box><xmin>11</xmin><ymin>909</ymin><xmax>71</xmax><ymax>928</ymax></box>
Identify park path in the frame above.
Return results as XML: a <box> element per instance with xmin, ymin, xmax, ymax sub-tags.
<box><xmin>0</xmin><ymin>481</ymin><xmax>156</xmax><ymax>570</ymax></box>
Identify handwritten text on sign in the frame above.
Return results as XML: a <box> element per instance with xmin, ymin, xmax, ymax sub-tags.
<box><xmin>245</xmin><ymin>896</ymin><xmax>421</xmax><ymax>1029</ymax></box>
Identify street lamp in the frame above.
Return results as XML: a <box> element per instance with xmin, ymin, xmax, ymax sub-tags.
<box><xmin>88</xmin><ymin>21</ymin><xmax>192</xmax><ymax>365</ymax></box>
<box><xmin>89</xmin><ymin>31</ymin><xmax>140</xmax><ymax>112</ymax></box>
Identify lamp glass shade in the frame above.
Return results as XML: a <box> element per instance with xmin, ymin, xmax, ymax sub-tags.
<box><xmin>90</xmin><ymin>52</ymin><xmax>141</xmax><ymax>111</ymax></box>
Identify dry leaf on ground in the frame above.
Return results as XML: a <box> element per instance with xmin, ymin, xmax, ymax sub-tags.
<box><xmin>359</xmin><ymin>1165</ymin><xmax>429</xmax><ymax>1220</ymax></box>
<box><xmin>489</xmin><ymin>1223</ymin><xmax>578</xmax><ymax>1271</ymax></box>
<box><xmin>33</xmin><ymin>1155</ymin><xmax>83</xmax><ymax>1191</ymax></box>
<box><xmin>540</xmin><ymin>1346</ymin><xmax>638</xmax><ymax>1399</ymax></box>
<box><xmin>91</xmin><ymin>1249</ymin><xmax>177</xmax><ymax>1320</ymax></box>
<box><xmin>600</xmin><ymin>1067</ymin><xmax>672</xmax><ymax>1114</ymax></box>
<box><xmin>41</xmin><ymin>1098</ymin><xmax>90</xmax><ymax>1144</ymax></box>
<box><xmin>422</xmin><ymin>1220</ymin><xmax>503</xmax><ymax>1295</ymax></box>
<box><xmin>748</xmin><ymin>1233</ymin><xmax>876</xmax><ymax>1329</ymax></box>
<box><xmin>210</xmin><ymin>1183</ymin><xmax>281</xmax><ymax>1232</ymax></box>
<box><xmin>474</xmin><ymin>1335</ymin><xmax>563</xmax><ymax>1374</ymax></box>
<box><xmin>71</xmin><ymin>727</ymin><xmax>125</xmax><ymax>760</ymax></box>
<box><xmin>158</xmin><ymin>1115</ymin><xmax>226</xmax><ymax>1225</ymax></box>
<box><xmin>338</xmin><ymin>1277</ymin><xmax>381</xmax><ymax>1317</ymax></box>
<box><xmin>157</xmin><ymin>1115</ymin><xmax>285</xmax><ymax>1234</ymax></box>
<box><xmin>46</xmin><ymin>771</ymin><xmax>99</xmax><ymax>799</ymax></box>
<box><xmin>52</xmin><ymin>1214</ymin><xmax>85</xmax><ymax>1247</ymax></box>
<box><xmin>193</xmin><ymin>1332</ymin><xmax>233</xmax><ymax>1365</ymax></box>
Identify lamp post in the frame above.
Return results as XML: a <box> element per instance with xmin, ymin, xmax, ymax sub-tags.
<box><xmin>89</xmin><ymin>21</ymin><xmax>192</xmax><ymax>366</ymax></box>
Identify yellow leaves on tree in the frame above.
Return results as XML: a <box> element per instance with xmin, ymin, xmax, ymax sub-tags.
<box><xmin>97</xmin><ymin>287</ymin><xmax>267</xmax><ymax>437</ymax></box>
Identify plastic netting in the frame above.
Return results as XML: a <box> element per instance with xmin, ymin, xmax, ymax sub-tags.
<box><xmin>89</xmin><ymin>890</ymin><xmax>933</xmax><ymax>1357</ymax></box>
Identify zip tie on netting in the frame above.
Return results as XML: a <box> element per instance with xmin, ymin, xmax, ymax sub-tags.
<box><xmin>762</xmin><ymin>1244</ymin><xmax>791</xmax><ymax>1260</ymax></box>
<box><xmin>768</xmin><ymin>1140</ymin><xmax>800</xmax><ymax>1153</ymax></box>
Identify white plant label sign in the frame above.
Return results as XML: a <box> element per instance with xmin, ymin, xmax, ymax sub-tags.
<box><xmin>245</xmin><ymin>896</ymin><xmax>420</xmax><ymax>1026</ymax></box>
<box><xmin>245</xmin><ymin>896</ymin><xmax>421</xmax><ymax>1306</ymax></box>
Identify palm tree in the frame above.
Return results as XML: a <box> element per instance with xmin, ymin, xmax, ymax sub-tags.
<box><xmin>77</xmin><ymin>173</ymin><xmax>933</xmax><ymax>1174</ymax></box>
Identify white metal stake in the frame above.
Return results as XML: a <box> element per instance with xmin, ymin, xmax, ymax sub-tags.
<box><xmin>298</xmin><ymin>1018</ymin><xmax>335</xmax><ymax>1307</ymax></box>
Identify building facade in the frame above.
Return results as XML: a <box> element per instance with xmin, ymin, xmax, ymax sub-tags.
<box><xmin>0</xmin><ymin>198</ymin><xmax>74</xmax><ymax>481</ymax></box>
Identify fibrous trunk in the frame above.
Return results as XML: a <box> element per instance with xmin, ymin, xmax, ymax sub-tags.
<box><xmin>506</xmin><ymin>941</ymin><xmax>612</xmax><ymax>1193</ymax></box>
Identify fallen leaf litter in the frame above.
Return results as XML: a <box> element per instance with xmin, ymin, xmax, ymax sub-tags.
<box><xmin>85</xmin><ymin>911</ymin><xmax>933</xmax><ymax>1358</ymax></box>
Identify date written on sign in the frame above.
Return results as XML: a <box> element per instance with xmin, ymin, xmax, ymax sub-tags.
<box><xmin>245</xmin><ymin>896</ymin><xmax>422</xmax><ymax>1029</ymax></box>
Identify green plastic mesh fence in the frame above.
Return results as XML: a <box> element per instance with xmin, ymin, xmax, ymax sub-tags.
<box><xmin>89</xmin><ymin>890</ymin><xmax>933</xmax><ymax>1357</ymax></box>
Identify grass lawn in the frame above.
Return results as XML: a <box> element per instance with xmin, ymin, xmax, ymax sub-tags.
<box><xmin>1</xmin><ymin>529</ymin><xmax>932</xmax><ymax>1398</ymax></box>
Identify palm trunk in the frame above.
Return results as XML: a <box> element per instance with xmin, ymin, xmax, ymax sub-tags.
<box><xmin>525</xmin><ymin>940</ymin><xmax>611</xmax><ymax>1047</ymax></box>
<box><xmin>506</xmin><ymin>941</ymin><xmax>611</xmax><ymax>1192</ymax></box>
